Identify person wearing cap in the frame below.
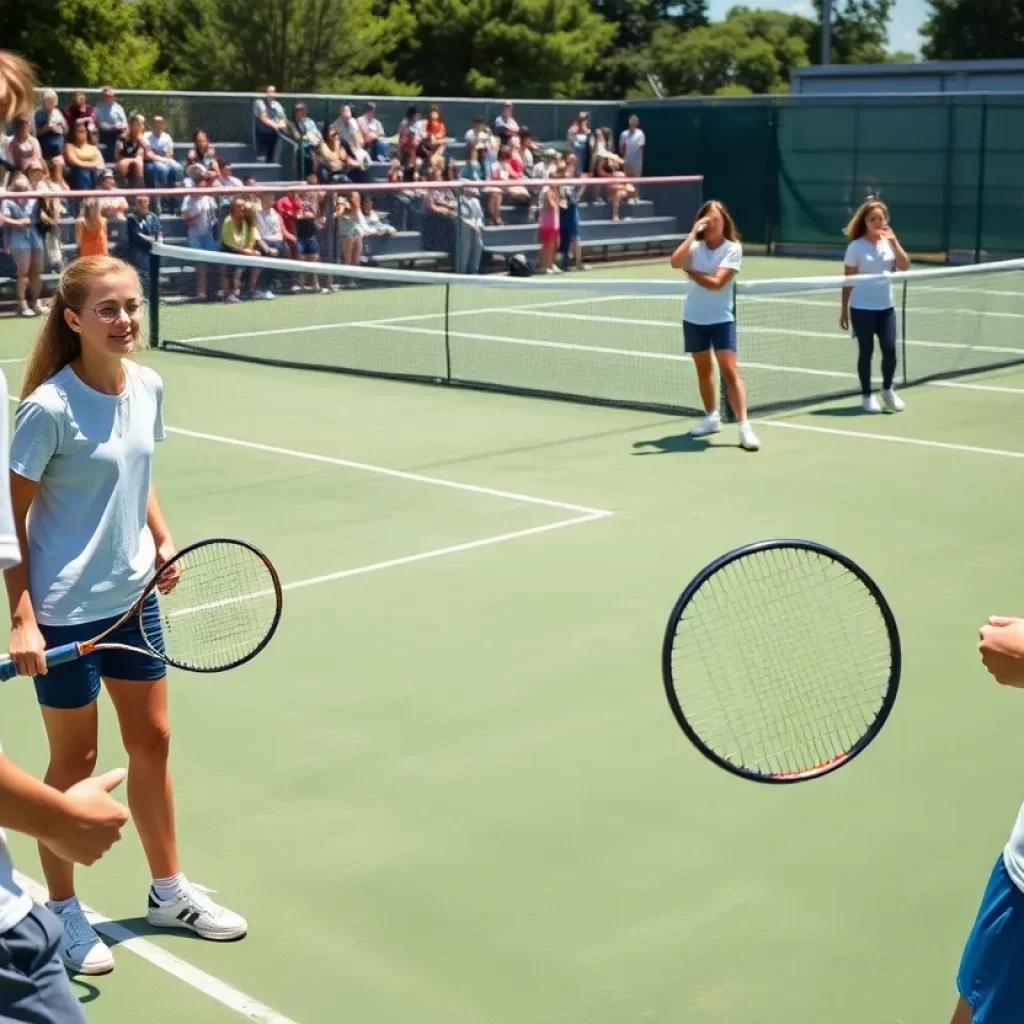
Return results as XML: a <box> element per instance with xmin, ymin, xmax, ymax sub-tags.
<box><xmin>290</xmin><ymin>103</ymin><xmax>322</xmax><ymax>178</ymax></box>
<box><xmin>95</xmin><ymin>87</ymin><xmax>128</xmax><ymax>162</ymax></box>
<box><xmin>356</xmin><ymin>103</ymin><xmax>387</xmax><ymax>162</ymax></box>
<box><xmin>96</xmin><ymin>168</ymin><xmax>129</xmax><ymax>223</ymax></box>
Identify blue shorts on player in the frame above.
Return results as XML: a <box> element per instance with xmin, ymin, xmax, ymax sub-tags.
<box><xmin>683</xmin><ymin>320</ymin><xmax>736</xmax><ymax>354</ymax></box>
<box><xmin>957</xmin><ymin>854</ymin><xmax>1024</xmax><ymax>1023</ymax></box>
<box><xmin>33</xmin><ymin>592</ymin><xmax>166</xmax><ymax>710</ymax></box>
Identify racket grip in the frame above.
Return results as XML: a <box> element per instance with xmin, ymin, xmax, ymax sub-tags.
<box><xmin>0</xmin><ymin>642</ymin><xmax>82</xmax><ymax>683</ymax></box>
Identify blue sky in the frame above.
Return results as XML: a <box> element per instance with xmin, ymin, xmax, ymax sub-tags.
<box><xmin>708</xmin><ymin>0</ymin><xmax>929</xmax><ymax>56</ymax></box>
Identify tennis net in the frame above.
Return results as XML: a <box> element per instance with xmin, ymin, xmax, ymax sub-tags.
<box><xmin>150</xmin><ymin>244</ymin><xmax>1024</xmax><ymax>415</ymax></box>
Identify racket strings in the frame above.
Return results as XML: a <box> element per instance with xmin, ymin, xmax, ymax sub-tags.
<box><xmin>148</xmin><ymin>542</ymin><xmax>280</xmax><ymax>671</ymax></box>
<box><xmin>670</xmin><ymin>547</ymin><xmax>892</xmax><ymax>777</ymax></box>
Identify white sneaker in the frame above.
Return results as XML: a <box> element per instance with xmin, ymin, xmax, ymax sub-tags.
<box><xmin>862</xmin><ymin>394</ymin><xmax>881</xmax><ymax>413</ymax></box>
<box><xmin>690</xmin><ymin>411</ymin><xmax>721</xmax><ymax>438</ymax></box>
<box><xmin>50</xmin><ymin>900</ymin><xmax>115</xmax><ymax>975</ymax></box>
<box><xmin>17</xmin><ymin>306</ymin><xmax>36</xmax><ymax>318</ymax></box>
<box><xmin>738</xmin><ymin>421</ymin><xmax>761</xmax><ymax>451</ymax></box>
<box><xmin>147</xmin><ymin>882</ymin><xmax>247</xmax><ymax>941</ymax></box>
<box><xmin>880</xmin><ymin>388</ymin><xmax>905</xmax><ymax>412</ymax></box>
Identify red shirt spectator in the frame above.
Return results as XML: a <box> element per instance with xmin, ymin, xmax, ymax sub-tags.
<box><xmin>275</xmin><ymin>193</ymin><xmax>300</xmax><ymax>236</ymax></box>
<box><xmin>424</xmin><ymin>107</ymin><xmax>446</xmax><ymax>145</ymax></box>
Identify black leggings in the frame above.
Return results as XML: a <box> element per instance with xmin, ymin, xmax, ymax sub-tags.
<box><xmin>850</xmin><ymin>306</ymin><xmax>897</xmax><ymax>395</ymax></box>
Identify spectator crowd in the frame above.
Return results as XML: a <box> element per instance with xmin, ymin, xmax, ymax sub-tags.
<box><xmin>1</xmin><ymin>85</ymin><xmax>647</xmax><ymax>313</ymax></box>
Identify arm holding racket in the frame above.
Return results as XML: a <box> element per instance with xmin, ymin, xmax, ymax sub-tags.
<box><xmin>2</xmin><ymin>472</ymin><xmax>49</xmax><ymax>680</ymax></box>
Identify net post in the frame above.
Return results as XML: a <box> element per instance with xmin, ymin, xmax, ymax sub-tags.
<box><xmin>900</xmin><ymin>280</ymin><xmax>908</xmax><ymax>387</ymax></box>
<box><xmin>443</xmin><ymin>283</ymin><xmax>452</xmax><ymax>382</ymax></box>
<box><xmin>973</xmin><ymin>97</ymin><xmax>989</xmax><ymax>264</ymax></box>
<box><xmin>148</xmin><ymin>249</ymin><xmax>161</xmax><ymax>350</ymax></box>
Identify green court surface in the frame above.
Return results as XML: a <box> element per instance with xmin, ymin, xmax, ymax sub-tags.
<box><xmin>1</xmin><ymin>253</ymin><xmax>1023</xmax><ymax>1024</ymax></box>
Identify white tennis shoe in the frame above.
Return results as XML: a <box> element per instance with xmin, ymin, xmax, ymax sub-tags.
<box><xmin>50</xmin><ymin>900</ymin><xmax>115</xmax><ymax>975</ymax></box>
<box><xmin>738</xmin><ymin>421</ymin><xmax>761</xmax><ymax>451</ymax></box>
<box><xmin>880</xmin><ymin>388</ymin><xmax>905</xmax><ymax>412</ymax></box>
<box><xmin>146</xmin><ymin>881</ymin><xmax>247</xmax><ymax>941</ymax></box>
<box><xmin>690</xmin><ymin>411</ymin><xmax>721</xmax><ymax>437</ymax></box>
<box><xmin>862</xmin><ymin>394</ymin><xmax>882</xmax><ymax>413</ymax></box>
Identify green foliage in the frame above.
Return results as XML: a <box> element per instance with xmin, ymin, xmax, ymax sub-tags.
<box><xmin>921</xmin><ymin>0</ymin><xmax>1024</xmax><ymax>60</ymax></box>
<box><xmin>812</xmin><ymin>0</ymin><xmax>896</xmax><ymax>64</ymax></box>
<box><xmin>646</xmin><ymin>6</ymin><xmax>811</xmax><ymax>96</ymax></box>
<box><xmin>0</xmin><ymin>0</ymin><xmax>168</xmax><ymax>89</ymax></box>
<box><xmin>137</xmin><ymin>0</ymin><xmax>416</xmax><ymax>94</ymax></box>
<box><xmin>11</xmin><ymin>0</ymin><xmax>912</xmax><ymax>100</ymax></box>
<box><xmin>393</xmin><ymin>0</ymin><xmax>617</xmax><ymax>98</ymax></box>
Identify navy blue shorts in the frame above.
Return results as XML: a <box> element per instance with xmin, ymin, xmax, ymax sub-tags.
<box><xmin>34</xmin><ymin>592</ymin><xmax>166</xmax><ymax>710</ymax></box>
<box><xmin>683</xmin><ymin>320</ymin><xmax>736</xmax><ymax>354</ymax></box>
<box><xmin>957</xmin><ymin>855</ymin><xmax>1024</xmax><ymax>1023</ymax></box>
<box><xmin>0</xmin><ymin>905</ymin><xmax>86</xmax><ymax>1023</ymax></box>
<box><xmin>295</xmin><ymin>236</ymin><xmax>319</xmax><ymax>257</ymax></box>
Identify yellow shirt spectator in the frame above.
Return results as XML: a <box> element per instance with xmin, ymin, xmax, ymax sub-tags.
<box><xmin>221</xmin><ymin>213</ymin><xmax>259</xmax><ymax>252</ymax></box>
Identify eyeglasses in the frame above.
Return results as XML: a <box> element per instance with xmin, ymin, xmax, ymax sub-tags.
<box><xmin>82</xmin><ymin>300</ymin><xmax>146</xmax><ymax>323</ymax></box>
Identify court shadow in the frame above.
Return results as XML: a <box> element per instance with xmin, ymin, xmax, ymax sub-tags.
<box><xmin>807</xmin><ymin>406</ymin><xmax>872</xmax><ymax>418</ymax></box>
<box><xmin>632</xmin><ymin>434</ymin><xmax>736</xmax><ymax>455</ymax></box>
<box><xmin>68</xmin><ymin>978</ymin><xmax>100</xmax><ymax>1005</ymax></box>
<box><xmin>101</xmin><ymin>916</ymin><xmax>244</xmax><ymax>944</ymax></box>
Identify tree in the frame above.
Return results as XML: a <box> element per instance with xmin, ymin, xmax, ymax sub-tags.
<box><xmin>812</xmin><ymin>0</ymin><xmax>895</xmax><ymax>64</ymax></box>
<box><xmin>646</xmin><ymin>7</ymin><xmax>811</xmax><ymax>96</ymax></box>
<box><xmin>396</xmin><ymin>0</ymin><xmax>617</xmax><ymax>98</ymax></box>
<box><xmin>921</xmin><ymin>0</ymin><xmax>1024</xmax><ymax>60</ymax></box>
<box><xmin>138</xmin><ymin>0</ymin><xmax>416</xmax><ymax>94</ymax></box>
<box><xmin>0</xmin><ymin>0</ymin><xmax>167</xmax><ymax>89</ymax></box>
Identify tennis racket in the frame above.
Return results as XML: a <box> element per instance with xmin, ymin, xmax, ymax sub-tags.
<box><xmin>0</xmin><ymin>539</ymin><xmax>283</xmax><ymax>682</ymax></box>
<box><xmin>662</xmin><ymin>539</ymin><xmax>900</xmax><ymax>783</ymax></box>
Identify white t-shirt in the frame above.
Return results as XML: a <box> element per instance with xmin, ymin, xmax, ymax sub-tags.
<box><xmin>10</xmin><ymin>360</ymin><xmax>165</xmax><ymax>627</ymax></box>
<box><xmin>843</xmin><ymin>236</ymin><xmax>895</xmax><ymax>310</ymax></box>
<box><xmin>0</xmin><ymin>369</ymin><xmax>32</xmax><ymax>937</ymax></box>
<box><xmin>683</xmin><ymin>239</ymin><xmax>743</xmax><ymax>325</ymax></box>
<box><xmin>1003</xmin><ymin>803</ymin><xmax>1024</xmax><ymax>893</ymax></box>
<box><xmin>619</xmin><ymin>128</ymin><xmax>646</xmax><ymax>164</ymax></box>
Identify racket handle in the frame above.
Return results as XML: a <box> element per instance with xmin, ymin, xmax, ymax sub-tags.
<box><xmin>0</xmin><ymin>642</ymin><xmax>82</xmax><ymax>683</ymax></box>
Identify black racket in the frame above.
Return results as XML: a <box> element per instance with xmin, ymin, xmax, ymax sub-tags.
<box><xmin>662</xmin><ymin>539</ymin><xmax>900</xmax><ymax>783</ymax></box>
<box><xmin>0</xmin><ymin>539</ymin><xmax>283</xmax><ymax>681</ymax></box>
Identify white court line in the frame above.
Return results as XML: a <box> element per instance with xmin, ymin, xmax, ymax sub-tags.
<box><xmin>759</xmin><ymin>419</ymin><xmax>1024</xmax><ymax>460</ymax></box>
<box><xmin>0</xmin><ymin>358</ymin><xmax>24</xmax><ymax>364</ymax></box>
<box><xmin>14</xmin><ymin>872</ymin><xmax>299</xmax><ymax>1024</ymax></box>
<box><xmin>170</xmin><ymin>513</ymin><xmax>610</xmax><ymax>616</ymax></box>
<box><xmin>165</xmin><ymin>426</ymin><xmax>611</xmax><ymax>516</ymax></box>
<box><xmin>931</xmin><ymin>380</ymin><xmax>1024</xmax><ymax>395</ymax></box>
<box><xmin>173</xmin><ymin>293</ymin><xmax>626</xmax><ymax>346</ymax></box>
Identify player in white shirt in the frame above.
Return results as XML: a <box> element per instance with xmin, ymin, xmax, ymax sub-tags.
<box><xmin>840</xmin><ymin>199</ymin><xmax>911</xmax><ymax>413</ymax></box>
<box><xmin>0</xmin><ymin>54</ymin><xmax>133</xmax><ymax>1024</ymax></box>
<box><xmin>955</xmin><ymin>616</ymin><xmax>1024</xmax><ymax>1023</ymax></box>
<box><xmin>670</xmin><ymin>200</ymin><xmax>760</xmax><ymax>451</ymax></box>
<box><xmin>4</xmin><ymin>256</ymin><xmax>246</xmax><ymax>977</ymax></box>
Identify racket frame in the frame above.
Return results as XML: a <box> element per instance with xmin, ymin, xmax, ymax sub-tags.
<box><xmin>661</xmin><ymin>538</ymin><xmax>901</xmax><ymax>784</ymax></box>
<box><xmin>0</xmin><ymin>538</ymin><xmax>283</xmax><ymax>681</ymax></box>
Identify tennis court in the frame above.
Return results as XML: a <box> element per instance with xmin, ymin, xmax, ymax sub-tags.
<box><xmin>2</xmin><ymin>251</ymin><xmax>1023</xmax><ymax>1024</ymax></box>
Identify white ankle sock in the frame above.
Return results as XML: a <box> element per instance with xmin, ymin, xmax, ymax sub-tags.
<box><xmin>151</xmin><ymin>873</ymin><xmax>187</xmax><ymax>903</ymax></box>
<box><xmin>47</xmin><ymin>896</ymin><xmax>79</xmax><ymax>914</ymax></box>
